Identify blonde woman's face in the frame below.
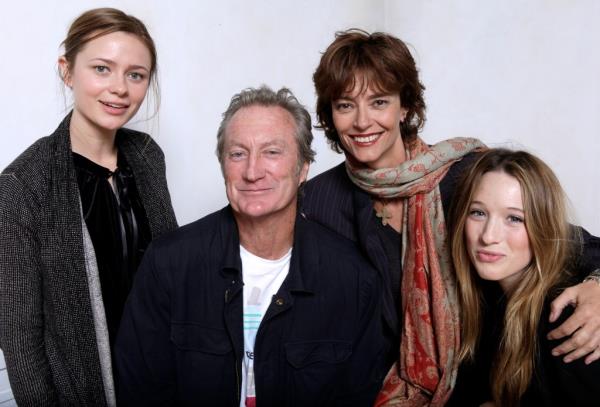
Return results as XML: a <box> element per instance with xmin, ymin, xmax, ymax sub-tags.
<box><xmin>465</xmin><ymin>171</ymin><xmax>532</xmax><ymax>293</ymax></box>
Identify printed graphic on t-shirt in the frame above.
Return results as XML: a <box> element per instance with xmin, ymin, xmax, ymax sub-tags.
<box><xmin>243</xmin><ymin>289</ymin><xmax>262</xmax><ymax>406</ymax></box>
<box><xmin>239</xmin><ymin>245</ymin><xmax>291</xmax><ymax>407</ymax></box>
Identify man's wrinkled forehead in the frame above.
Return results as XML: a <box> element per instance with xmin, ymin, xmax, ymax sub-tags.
<box><xmin>223</xmin><ymin>105</ymin><xmax>296</xmax><ymax>146</ymax></box>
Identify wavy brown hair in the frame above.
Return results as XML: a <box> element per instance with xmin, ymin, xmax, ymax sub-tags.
<box><xmin>448</xmin><ymin>149</ymin><xmax>577</xmax><ymax>406</ymax></box>
<box><xmin>313</xmin><ymin>29</ymin><xmax>426</xmax><ymax>153</ymax></box>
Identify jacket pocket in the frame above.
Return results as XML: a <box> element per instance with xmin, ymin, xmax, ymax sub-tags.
<box><xmin>170</xmin><ymin>323</ymin><xmax>236</xmax><ymax>404</ymax></box>
<box><xmin>171</xmin><ymin>323</ymin><xmax>232</xmax><ymax>354</ymax></box>
<box><xmin>284</xmin><ymin>340</ymin><xmax>352</xmax><ymax>406</ymax></box>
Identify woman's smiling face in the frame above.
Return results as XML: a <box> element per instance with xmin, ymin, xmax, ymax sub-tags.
<box><xmin>60</xmin><ymin>31</ymin><xmax>152</xmax><ymax>137</ymax></box>
<box><xmin>331</xmin><ymin>78</ymin><xmax>408</xmax><ymax>169</ymax></box>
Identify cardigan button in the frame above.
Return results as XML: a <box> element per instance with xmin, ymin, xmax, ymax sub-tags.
<box><xmin>274</xmin><ymin>298</ymin><xmax>284</xmax><ymax>306</ymax></box>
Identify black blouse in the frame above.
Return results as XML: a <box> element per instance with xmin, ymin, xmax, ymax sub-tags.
<box><xmin>73</xmin><ymin>151</ymin><xmax>151</xmax><ymax>347</ymax></box>
<box><xmin>373</xmin><ymin>218</ymin><xmax>402</xmax><ymax>310</ymax></box>
<box><xmin>372</xmin><ymin>214</ymin><xmax>402</xmax><ymax>370</ymax></box>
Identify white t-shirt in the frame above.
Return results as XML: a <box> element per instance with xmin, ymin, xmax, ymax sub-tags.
<box><xmin>239</xmin><ymin>245</ymin><xmax>291</xmax><ymax>407</ymax></box>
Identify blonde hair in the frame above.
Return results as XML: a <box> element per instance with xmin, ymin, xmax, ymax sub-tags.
<box><xmin>448</xmin><ymin>149</ymin><xmax>577</xmax><ymax>406</ymax></box>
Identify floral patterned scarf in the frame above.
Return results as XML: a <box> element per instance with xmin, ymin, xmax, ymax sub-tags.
<box><xmin>345</xmin><ymin>137</ymin><xmax>485</xmax><ymax>406</ymax></box>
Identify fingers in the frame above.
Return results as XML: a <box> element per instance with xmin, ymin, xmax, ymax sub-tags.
<box><xmin>549</xmin><ymin>287</ymin><xmax>576</xmax><ymax>323</ymax></box>
<box><xmin>553</xmin><ymin>328</ymin><xmax>596</xmax><ymax>363</ymax></box>
<box><xmin>547</xmin><ymin>280</ymin><xmax>600</xmax><ymax>362</ymax></box>
<box><xmin>549</xmin><ymin>300</ymin><xmax>600</xmax><ymax>361</ymax></box>
<box><xmin>584</xmin><ymin>347</ymin><xmax>600</xmax><ymax>365</ymax></box>
<box><xmin>550</xmin><ymin>328</ymin><xmax>587</xmax><ymax>359</ymax></box>
<box><xmin>547</xmin><ymin>309</ymin><xmax>583</xmax><ymax>340</ymax></box>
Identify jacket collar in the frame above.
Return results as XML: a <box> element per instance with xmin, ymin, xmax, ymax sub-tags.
<box><xmin>284</xmin><ymin>213</ymin><xmax>316</xmax><ymax>295</ymax></box>
<box><xmin>217</xmin><ymin>205</ymin><xmax>243</xmax><ymax>278</ymax></box>
<box><xmin>217</xmin><ymin>206</ymin><xmax>315</xmax><ymax>295</ymax></box>
<box><xmin>51</xmin><ymin>112</ymin><xmax>75</xmax><ymax>183</ymax></box>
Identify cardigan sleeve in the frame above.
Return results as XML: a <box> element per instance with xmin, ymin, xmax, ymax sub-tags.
<box><xmin>0</xmin><ymin>173</ymin><xmax>59</xmax><ymax>405</ymax></box>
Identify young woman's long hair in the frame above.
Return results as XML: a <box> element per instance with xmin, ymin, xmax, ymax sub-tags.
<box><xmin>448</xmin><ymin>149</ymin><xmax>577</xmax><ymax>406</ymax></box>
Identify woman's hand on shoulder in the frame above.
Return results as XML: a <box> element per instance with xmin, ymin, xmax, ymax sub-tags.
<box><xmin>547</xmin><ymin>279</ymin><xmax>600</xmax><ymax>364</ymax></box>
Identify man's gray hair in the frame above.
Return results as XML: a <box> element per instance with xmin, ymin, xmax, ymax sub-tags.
<box><xmin>216</xmin><ymin>85</ymin><xmax>316</xmax><ymax>169</ymax></box>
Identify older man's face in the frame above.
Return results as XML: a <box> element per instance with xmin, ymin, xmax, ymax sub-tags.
<box><xmin>222</xmin><ymin>105</ymin><xmax>309</xmax><ymax>221</ymax></box>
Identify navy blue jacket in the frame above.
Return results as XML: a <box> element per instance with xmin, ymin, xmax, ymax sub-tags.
<box><xmin>115</xmin><ymin>206</ymin><xmax>385</xmax><ymax>406</ymax></box>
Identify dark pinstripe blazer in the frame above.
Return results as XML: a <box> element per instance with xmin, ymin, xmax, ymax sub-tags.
<box><xmin>301</xmin><ymin>158</ymin><xmax>473</xmax><ymax>340</ymax></box>
<box><xmin>0</xmin><ymin>114</ymin><xmax>177</xmax><ymax>406</ymax></box>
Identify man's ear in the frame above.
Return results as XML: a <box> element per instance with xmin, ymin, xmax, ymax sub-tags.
<box><xmin>58</xmin><ymin>56</ymin><xmax>72</xmax><ymax>87</ymax></box>
<box><xmin>298</xmin><ymin>161</ymin><xmax>310</xmax><ymax>184</ymax></box>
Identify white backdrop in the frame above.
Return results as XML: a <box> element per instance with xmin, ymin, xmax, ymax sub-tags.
<box><xmin>1</xmin><ymin>0</ymin><xmax>599</xmax><ymax>403</ymax></box>
<box><xmin>1</xmin><ymin>1</ymin><xmax>598</xmax><ymax>232</ymax></box>
<box><xmin>390</xmin><ymin>1</ymin><xmax>600</xmax><ymax>235</ymax></box>
<box><xmin>0</xmin><ymin>0</ymin><xmax>383</xmax><ymax>228</ymax></box>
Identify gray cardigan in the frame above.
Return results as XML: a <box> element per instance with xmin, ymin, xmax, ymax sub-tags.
<box><xmin>0</xmin><ymin>114</ymin><xmax>178</xmax><ymax>406</ymax></box>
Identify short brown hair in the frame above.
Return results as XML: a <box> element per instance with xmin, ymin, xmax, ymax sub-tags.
<box><xmin>313</xmin><ymin>29</ymin><xmax>426</xmax><ymax>153</ymax></box>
